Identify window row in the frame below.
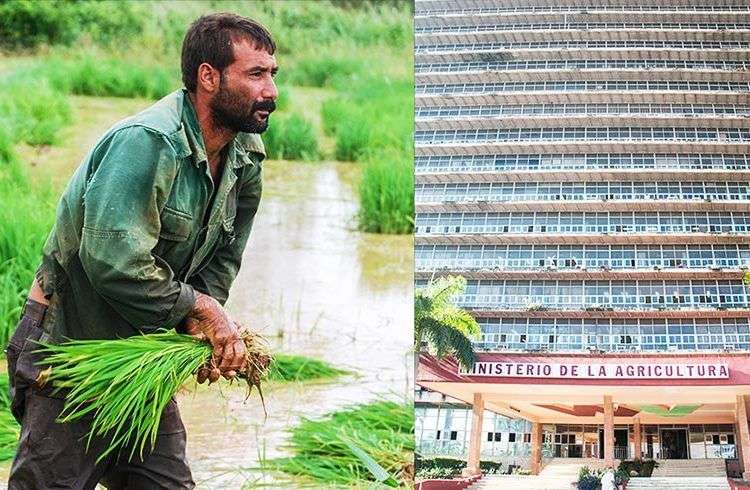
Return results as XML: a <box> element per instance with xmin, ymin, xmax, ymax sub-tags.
<box><xmin>416</xmin><ymin>181</ymin><xmax>750</xmax><ymax>203</ymax></box>
<box><xmin>415</xmin><ymin>5</ymin><xmax>750</xmax><ymax>16</ymax></box>
<box><xmin>417</xmin><ymin>81</ymin><xmax>750</xmax><ymax>95</ymax></box>
<box><xmin>415</xmin><ymin>244</ymin><xmax>750</xmax><ymax>271</ymax></box>
<box><xmin>414</xmin><ymin>153</ymin><xmax>750</xmax><ymax>173</ymax></box>
<box><xmin>416</xmin><ymin>59</ymin><xmax>749</xmax><ymax>73</ymax></box>
<box><xmin>415</xmin><ymin>406</ymin><xmax>531</xmax><ymax>459</ymax></box>
<box><xmin>416</xmin><ymin>127</ymin><xmax>750</xmax><ymax>145</ymax></box>
<box><xmin>416</xmin><ymin>40</ymin><xmax>750</xmax><ymax>53</ymax></box>
<box><xmin>475</xmin><ymin>318</ymin><xmax>750</xmax><ymax>352</ymax></box>
<box><xmin>415</xmin><ymin>211</ymin><xmax>750</xmax><ymax>235</ymax></box>
<box><xmin>416</xmin><ymin>103</ymin><xmax>750</xmax><ymax>118</ymax></box>
<box><xmin>415</xmin><ymin>279</ymin><xmax>750</xmax><ymax>311</ymax></box>
<box><xmin>416</xmin><ymin>22</ymin><xmax>750</xmax><ymax>34</ymax></box>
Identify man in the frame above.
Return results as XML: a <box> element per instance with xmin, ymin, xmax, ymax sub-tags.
<box><xmin>6</xmin><ymin>12</ymin><xmax>278</xmax><ymax>489</ymax></box>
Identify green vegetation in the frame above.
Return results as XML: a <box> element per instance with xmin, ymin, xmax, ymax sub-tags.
<box><xmin>358</xmin><ymin>152</ymin><xmax>414</xmax><ymax>234</ymax></box>
<box><xmin>577</xmin><ymin>466</ymin><xmax>630</xmax><ymax>489</ymax></box>
<box><xmin>415</xmin><ymin>275</ymin><xmax>481</xmax><ymax>371</ymax></box>
<box><xmin>1</xmin><ymin>0</ymin><xmax>414</xmax><ymax>233</ymax></box>
<box><xmin>0</xmin><ymin>374</ymin><xmax>19</xmax><ymax>462</ymax></box>
<box><xmin>0</xmin><ymin>75</ymin><xmax>59</xmax><ymax>349</ymax></box>
<box><xmin>267</xmin><ymin>354</ymin><xmax>349</xmax><ymax>383</ymax></box>
<box><xmin>281</xmin><ymin>56</ymin><xmax>364</xmax><ymax>88</ymax></box>
<box><xmin>0</xmin><ymin>0</ymin><xmax>413</xmax><ymax>481</ymax></box>
<box><xmin>38</xmin><ymin>332</ymin><xmax>220</xmax><ymax>462</ymax></box>
<box><xmin>35</xmin><ymin>331</ymin><xmax>346</xmax><ymax>462</ymax></box>
<box><xmin>264</xmin><ymin>400</ymin><xmax>414</xmax><ymax>487</ymax></box>
<box><xmin>38</xmin><ymin>56</ymin><xmax>176</xmax><ymax>100</ymax></box>
<box><xmin>322</xmin><ymin>77</ymin><xmax>413</xmax><ymax>162</ymax></box>
<box><xmin>0</xmin><ymin>77</ymin><xmax>71</xmax><ymax>145</ymax></box>
<box><xmin>415</xmin><ymin>456</ymin><xmax>503</xmax><ymax>480</ymax></box>
<box><xmin>262</xmin><ymin>114</ymin><xmax>320</xmax><ymax>161</ymax></box>
<box><xmin>322</xmin><ymin>76</ymin><xmax>414</xmax><ymax>233</ymax></box>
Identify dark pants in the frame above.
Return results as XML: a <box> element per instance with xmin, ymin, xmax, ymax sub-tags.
<box><xmin>6</xmin><ymin>299</ymin><xmax>195</xmax><ymax>489</ymax></box>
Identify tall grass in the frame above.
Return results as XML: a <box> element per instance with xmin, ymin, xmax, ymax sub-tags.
<box><xmin>0</xmin><ymin>85</ymin><xmax>59</xmax><ymax>349</ymax></box>
<box><xmin>35</xmin><ymin>55</ymin><xmax>177</xmax><ymax>100</ymax></box>
<box><xmin>0</xmin><ymin>76</ymin><xmax>72</xmax><ymax>146</ymax></box>
<box><xmin>0</xmin><ymin>374</ymin><xmax>19</xmax><ymax>462</ymax></box>
<box><xmin>322</xmin><ymin>77</ymin><xmax>412</xmax><ymax>162</ymax></box>
<box><xmin>263</xmin><ymin>400</ymin><xmax>414</xmax><ymax>487</ymax></box>
<box><xmin>262</xmin><ymin>114</ymin><xmax>320</xmax><ymax>161</ymax></box>
<box><xmin>358</xmin><ymin>152</ymin><xmax>414</xmax><ymax>234</ymax></box>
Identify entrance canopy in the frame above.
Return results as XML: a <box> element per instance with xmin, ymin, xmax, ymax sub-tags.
<box><xmin>418</xmin><ymin>352</ymin><xmax>750</xmax><ymax>424</ymax></box>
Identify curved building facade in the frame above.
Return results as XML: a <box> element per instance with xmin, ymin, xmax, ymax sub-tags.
<box><xmin>414</xmin><ymin>0</ymin><xmax>750</xmax><ymax>477</ymax></box>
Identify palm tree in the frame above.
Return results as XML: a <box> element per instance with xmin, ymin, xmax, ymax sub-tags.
<box><xmin>414</xmin><ymin>275</ymin><xmax>480</xmax><ymax>373</ymax></box>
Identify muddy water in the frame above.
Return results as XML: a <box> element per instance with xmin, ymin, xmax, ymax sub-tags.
<box><xmin>177</xmin><ymin>160</ymin><xmax>413</xmax><ymax>488</ymax></box>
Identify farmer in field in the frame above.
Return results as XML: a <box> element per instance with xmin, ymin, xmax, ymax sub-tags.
<box><xmin>5</xmin><ymin>13</ymin><xmax>277</xmax><ymax>489</ymax></box>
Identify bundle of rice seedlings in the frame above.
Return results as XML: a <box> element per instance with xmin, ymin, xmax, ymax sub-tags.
<box><xmin>267</xmin><ymin>354</ymin><xmax>349</xmax><ymax>383</ymax></box>
<box><xmin>264</xmin><ymin>400</ymin><xmax>414</xmax><ymax>487</ymax></box>
<box><xmin>35</xmin><ymin>330</ymin><xmax>272</xmax><ymax>462</ymax></box>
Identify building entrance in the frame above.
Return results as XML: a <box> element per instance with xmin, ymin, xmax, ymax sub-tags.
<box><xmin>660</xmin><ymin>428</ymin><xmax>689</xmax><ymax>459</ymax></box>
<box><xmin>599</xmin><ymin>428</ymin><xmax>629</xmax><ymax>459</ymax></box>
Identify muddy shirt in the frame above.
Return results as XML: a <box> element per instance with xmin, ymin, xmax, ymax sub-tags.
<box><xmin>34</xmin><ymin>89</ymin><xmax>264</xmax><ymax>342</ymax></box>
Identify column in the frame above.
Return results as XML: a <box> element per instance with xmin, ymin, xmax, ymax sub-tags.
<box><xmin>736</xmin><ymin>395</ymin><xmax>750</xmax><ymax>479</ymax></box>
<box><xmin>463</xmin><ymin>393</ymin><xmax>485</xmax><ymax>477</ymax></box>
<box><xmin>530</xmin><ymin>421</ymin><xmax>543</xmax><ymax>475</ymax></box>
<box><xmin>634</xmin><ymin>417</ymin><xmax>642</xmax><ymax>460</ymax></box>
<box><xmin>604</xmin><ymin>395</ymin><xmax>615</xmax><ymax>467</ymax></box>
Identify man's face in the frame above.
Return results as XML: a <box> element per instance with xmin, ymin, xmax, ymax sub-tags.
<box><xmin>209</xmin><ymin>38</ymin><xmax>278</xmax><ymax>134</ymax></box>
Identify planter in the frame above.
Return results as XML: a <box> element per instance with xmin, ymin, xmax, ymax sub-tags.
<box><xmin>416</xmin><ymin>475</ymin><xmax>482</xmax><ymax>490</ymax></box>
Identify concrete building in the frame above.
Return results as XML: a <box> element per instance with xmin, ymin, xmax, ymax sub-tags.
<box><xmin>414</xmin><ymin>0</ymin><xmax>750</xmax><ymax>479</ymax></box>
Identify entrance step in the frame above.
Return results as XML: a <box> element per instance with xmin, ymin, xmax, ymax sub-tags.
<box><xmin>467</xmin><ymin>475</ymin><xmax>731</xmax><ymax>490</ymax></box>
<box><xmin>652</xmin><ymin>459</ymin><xmax>726</xmax><ymax>477</ymax></box>
<box><xmin>627</xmin><ymin>477</ymin><xmax>729</xmax><ymax>489</ymax></box>
<box><xmin>466</xmin><ymin>459</ymin><xmax>604</xmax><ymax>490</ymax></box>
<box><xmin>467</xmin><ymin>474</ymin><xmax>573</xmax><ymax>490</ymax></box>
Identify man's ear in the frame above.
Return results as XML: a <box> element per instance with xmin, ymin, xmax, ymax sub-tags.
<box><xmin>197</xmin><ymin>63</ymin><xmax>220</xmax><ymax>93</ymax></box>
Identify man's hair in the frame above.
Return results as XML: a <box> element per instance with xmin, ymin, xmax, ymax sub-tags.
<box><xmin>181</xmin><ymin>13</ymin><xmax>276</xmax><ymax>92</ymax></box>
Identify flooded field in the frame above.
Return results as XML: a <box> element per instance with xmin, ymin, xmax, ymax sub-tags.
<box><xmin>180</xmin><ymin>160</ymin><xmax>413</xmax><ymax>488</ymax></box>
<box><xmin>0</xmin><ymin>100</ymin><xmax>413</xmax><ymax>488</ymax></box>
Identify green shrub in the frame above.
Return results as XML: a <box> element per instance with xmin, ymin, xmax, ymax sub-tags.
<box><xmin>358</xmin><ymin>152</ymin><xmax>414</xmax><ymax>234</ymax></box>
<box><xmin>415</xmin><ymin>456</ymin><xmax>503</xmax><ymax>479</ymax></box>
<box><xmin>262</xmin><ymin>114</ymin><xmax>319</xmax><ymax>161</ymax></box>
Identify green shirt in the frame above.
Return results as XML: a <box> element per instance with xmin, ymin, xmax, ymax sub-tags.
<box><xmin>35</xmin><ymin>89</ymin><xmax>264</xmax><ymax>342</ymax></box>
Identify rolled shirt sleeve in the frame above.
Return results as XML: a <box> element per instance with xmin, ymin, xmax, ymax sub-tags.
<box><xmin>189</xmin><ymin>161</ymin><xmax>263</xmax><ymax>305</ymax></box>
<box><xmin>79</xmin><ymin>125</ymin><xmax>196</xmax><ymax>330</ymax></box>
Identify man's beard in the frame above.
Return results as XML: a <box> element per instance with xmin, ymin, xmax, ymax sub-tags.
<box><xmin>210</xmin><ymin>77</ymin><xmax>275</xmax><ymax>134</ymax></box>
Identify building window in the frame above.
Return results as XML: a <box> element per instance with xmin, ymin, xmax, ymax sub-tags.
<box><xmin>494</xmin><ymin>432</ymin><xmax>503</xmax><ymax>441</ymax></box>
<box><xmin>508</xmin><ymin>433</ymin><xmax>517</xmax><ymax>442</ymax></box>
<box><xmin>450</xmin><ymin>431</ymin><xmax>458</xmax><ymax>441</ymax></box>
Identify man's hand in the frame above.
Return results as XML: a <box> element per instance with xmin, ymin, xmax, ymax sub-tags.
<box><xmin>183</xmin><ymin>292</ymin><xmax>247</xmax><ymax>383</ymax></box>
